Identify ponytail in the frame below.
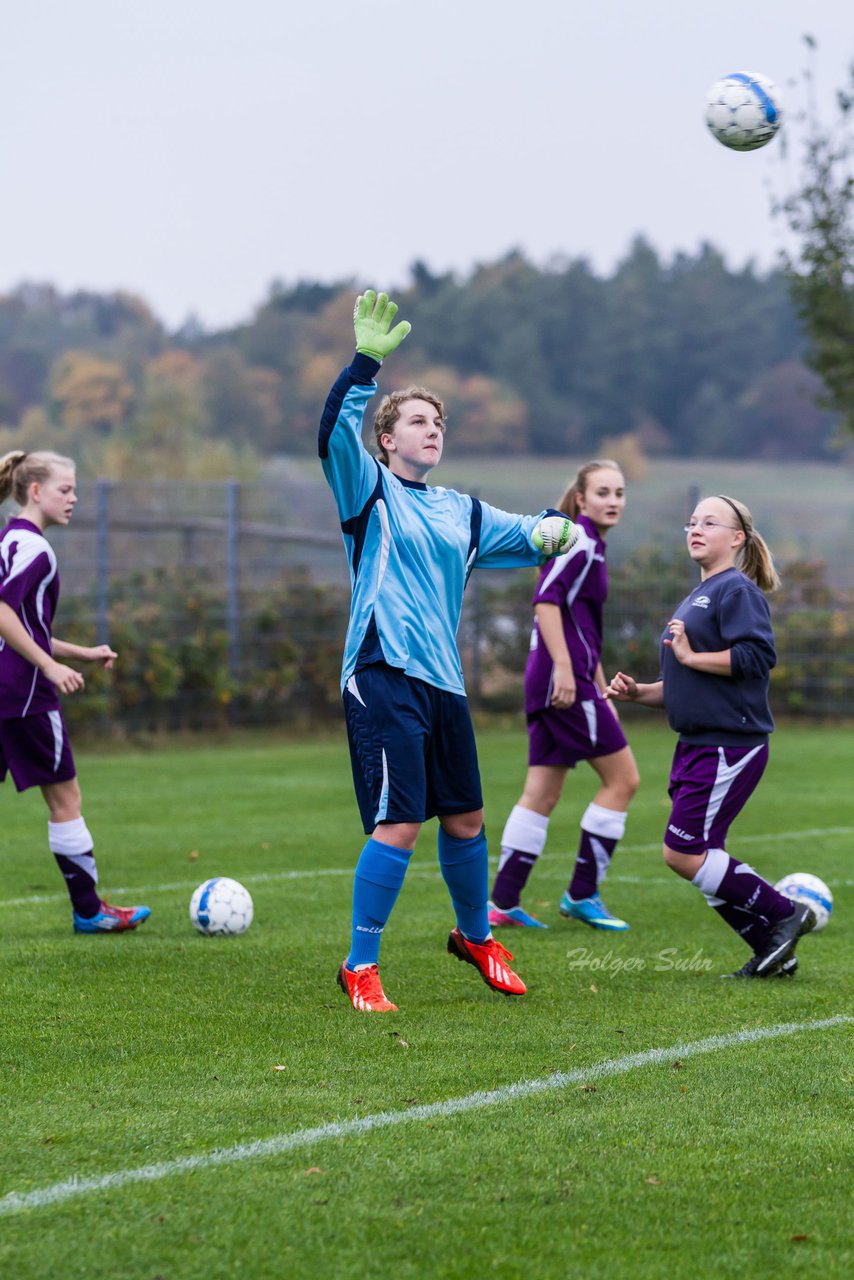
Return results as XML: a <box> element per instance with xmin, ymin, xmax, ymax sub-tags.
<box><xmin>0</xmin><ymin>450</ymin><xmax>74</xmax><ymax>507</ymax></box>
<box><xmin>717</xmin><ymin>494</ymin><xmax>780</xmax><ymax>593</ymax></box>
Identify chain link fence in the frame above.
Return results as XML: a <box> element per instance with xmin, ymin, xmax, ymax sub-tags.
<box><xmin>4</xmin><ymin>473</ymin><xmax>852</xmax><ymax>732</ymax></box>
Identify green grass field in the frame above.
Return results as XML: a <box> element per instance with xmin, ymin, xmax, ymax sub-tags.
<box><xmin>1</xmin><ymin>722</ymin><xmax>851</xmax><ymax>1279</ymax></box>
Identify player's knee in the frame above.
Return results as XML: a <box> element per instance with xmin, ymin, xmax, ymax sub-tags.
<box><xmin>440</xmin><ymin>812</ymin><xmax>484</xmax><ymax>842</ymax></box>
<box><xmin>520</xmin><ymin>785</ymin><xmax>559</xmax><ymax>816</ymax></box>
<box><xmin>662</xmin><ymin>844</ymin><xmax>681</xmax><ymax>871</ymax></box>
<box><xmin>43</xmin><ymin>779</ymin><xmax>82</xmax><ymax>823</ymax></box>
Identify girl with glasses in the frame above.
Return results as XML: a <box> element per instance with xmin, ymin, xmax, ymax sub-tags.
<box><xmin>605</xmin><ymin>494</ymin><xmax>815</xmax><ymax>977</ymax></box>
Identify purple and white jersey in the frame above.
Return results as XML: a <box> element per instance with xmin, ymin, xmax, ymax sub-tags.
<box><xmin>0</xmin><ymin>517</ymin><xmax>61</xmax><ymax>719</ymax></box>
<box><xmin>524</xmin><ymin>514</ymin><xmax>608</xmax><ymax>714</ymax></box>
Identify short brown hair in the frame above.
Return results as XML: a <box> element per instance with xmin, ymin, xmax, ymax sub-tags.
<box><xmin>372</xmin><ymin>387</ymin><xmax>446</xmax><ymax>466</ymax></box>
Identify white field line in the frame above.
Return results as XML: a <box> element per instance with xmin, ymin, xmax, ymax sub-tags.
<box><xmin>1</xmin><ymin>1016</ymin><xmax>849</xmax><ymax>1218</ymax></box>
<box><xmin>2</xmin><ymin>825</ymin><xmax>853</xmax><ymax>909</ymax></box>
<box><xmin>2</xmin><ymin>825</ymin><xmax>853</xmax><ymax>910</ymax></box>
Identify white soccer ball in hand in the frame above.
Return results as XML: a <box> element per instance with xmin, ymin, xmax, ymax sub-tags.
<box><xmin>774</xmin><ymin>872</ymin><xmax>832</xmax><ymax>932</ymax></box>
<box><xmin>533</xmin><ymin>515</ymin><xmax>578</xmax><ymax>556</ymax></box>
<box><xmin>705</xmin><ymin>72</ymin><xmax>782</xmax><ymax>151</ymax></box>
<box><xmin>190</xmin><ymin>877</ymin><xmax>254</xmax><ymax>936</ymax></box>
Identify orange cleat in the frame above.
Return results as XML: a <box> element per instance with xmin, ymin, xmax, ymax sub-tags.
<box><xmin>447</xmin><ymin>928</ymin><xmax>527</xmax><ymax>995</ymax></box>
<box><xmin>337</xmin><ymin>962</ymin><xmax>398</xmax><ymax>1012</ymax></box>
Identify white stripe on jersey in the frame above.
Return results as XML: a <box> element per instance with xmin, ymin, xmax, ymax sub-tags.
<box><xmin>374</xmin><ymin>499</ymin><xmax>391</xmax><ymax>595</ymax></box>
<box><xmin>0</xmin><ymin>526</ymin><xmax>57</xmax><ymax>648</ymax></box>
<box><xmin>18</xmin><ymin>603</ymin><xmax>40</xmax><ymax>717</ymax></box>
<box><xmin>0</xmin><ymin>526</ymin><xmax>56</xmax><ymax>585</ymax></box>
<box><xmin>535</xmin><ymin>527</ymin><xmax>597</xmax><ymax>604</ymax></box>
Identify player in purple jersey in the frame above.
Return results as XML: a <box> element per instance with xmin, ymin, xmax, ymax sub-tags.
<box><xmin>489</xmin><ymin>461</ymin><xmax>640</xmax><ymax>932</ymax></box>
<box><xmin>0</xmin><ymin>451</ymin><xmax>150</xmax><ymax>933</ymax></box>
<box><xmin>605</xmin><ymin>494</ymin><xmax>815</xmax><ymax>978</ymax></box>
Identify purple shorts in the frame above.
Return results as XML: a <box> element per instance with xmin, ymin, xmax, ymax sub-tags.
<box><xmin>527</xmin><ymin>697</ymin><xmax>629</xmax><ymax>769</ymax></box>
<box><xmin>664</xmin><ymin>740</ymin><xmax>769</xmax><ymax>855</ymax></box>
<box><xmin>0</xmin><ymin>710</ymin><xmax>77</xmax><ymax>792</ymax></box>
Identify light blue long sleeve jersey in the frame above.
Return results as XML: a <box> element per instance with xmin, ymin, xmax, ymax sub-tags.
<box><xmin>319</xmin><ymin>353</ymin><xmax>554</xmax><ymax>697</ymax></box>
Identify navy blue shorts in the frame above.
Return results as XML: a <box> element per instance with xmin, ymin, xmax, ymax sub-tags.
<box><xmin>343</xmin><ymin>664</ymin><xmax>483</xmax><ymax>834</ymax></box>
<box><xmin>0</xmin><ymin>709</ymin><xmax>77</xmax><ymax>792</ymax></box>
<box><xmin>664</xmin><ymin>740</ymin><xmax>769</xmax><ymax>855</ymax></box>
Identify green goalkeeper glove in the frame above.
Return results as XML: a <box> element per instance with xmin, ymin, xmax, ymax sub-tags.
<box><xmin>353</xmin><ymin>290</ymin><xmax>411</xmax><ymax>361</ymax></box>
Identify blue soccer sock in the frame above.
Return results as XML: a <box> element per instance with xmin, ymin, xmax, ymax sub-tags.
<box><xmin>438</xmin><ymin>826</ymin><xmax>490</xmax><ymax>944</ymax></box>
<box><xmin>346</xmin><ymin>837</ymin><xmax>413</xmax><ymax>970</ymax></box>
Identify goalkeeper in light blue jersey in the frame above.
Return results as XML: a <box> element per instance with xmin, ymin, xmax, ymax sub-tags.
<box><xmin>319</xmin><ymin>290</ymin><xmax>575</xmax><ymax>1012</ymax></box>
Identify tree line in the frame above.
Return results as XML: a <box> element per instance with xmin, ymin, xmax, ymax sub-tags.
<box><xmin>0</xmin><ymin>238</ymin><xmax>841</xmax><ymax>478</ymax></box>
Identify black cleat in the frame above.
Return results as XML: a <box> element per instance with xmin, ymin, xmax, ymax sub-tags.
<box><xmin>753</xmin><ymin>905</ymin><xmax>815</xmax><ymax>977</ymax></box>
<box><xmin>723</xmin><ymin>953</ymin><xmax>798</xmax><ymax>979</ymax></box>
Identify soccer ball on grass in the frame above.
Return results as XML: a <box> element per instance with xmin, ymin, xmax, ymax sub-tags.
<box><xmin>774</xmin><ymin>872</ymin><xmax>832</xmax><ymax>932</ymax></box>
<box><xmin>190</xmin><ymin>877</ymin><xmax>254</xmax><ymax>936</ymax></box>
<box><xmin>705</xmin><ymin>72</ymin><xmax>782</xmax><ymax>151</ymax></box>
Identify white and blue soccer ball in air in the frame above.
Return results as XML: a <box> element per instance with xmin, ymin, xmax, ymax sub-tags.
<box><xmin>774</xmin><ymin>872</ymin><xmax>832</xmax><ymax>932</ymax></box>
<box><xmin>705</xmin><ymin>72</ymin><xmax>782</xmax><ymax>151</ymax></box>
<box><xmin>190</xmin><ymin>877</ymin><xmax>254</xmax><ymax>936</ymax></box>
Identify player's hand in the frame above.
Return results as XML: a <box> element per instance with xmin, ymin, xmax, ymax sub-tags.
<box><xmin>532</xmin><ymin>515</ymin><xmax>578</xmax><ymax>557</ymax></box>
<box><xmin>664</xmin><ymin>618</ymin><xmax>694</xmax><ymax>666</ymax></box>
<box><xmin>550</xmin><ymin>662</ymin><xmax>576</xmax><ymax>709</ymax></box>
<box><xmin>85</xmin><ymin>644</ymin><xmax>118</xmax><ymax>669</ymax></box>
<box><xmin>44</xmin><ymin>658</ymin><xmax>85</xmax><ymax>695</ymax></box>
<box><xmin>353</xmin><ymin>290</ymin><xmax>411</xmax><ymax>361</ymax></box>
<box><xmin>604</xmin><ymin>671</ymin><xmax>637</xmax><ymax>702</ymax></box>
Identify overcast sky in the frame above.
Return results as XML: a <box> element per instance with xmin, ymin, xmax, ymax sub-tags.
<box><xmin>3</xmin><ymin>1</ymin><xmax>851</xmax><ymax>330</ymax></box>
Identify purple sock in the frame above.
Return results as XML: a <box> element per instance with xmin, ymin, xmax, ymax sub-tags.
<box><xmin>717</xmin><ymin>857</ymin><xmax>793</xmax><ymax>924</ymax></box>
<box><xmin>693</xmin><ymin>848</ymin><xmax>793</xmax><ymax>926</ymax></box>
<box><xmin>568</xmin><ymin>804</ymin><xmax>627</xmax><ymax>900</ymax></box>
<box><xmin>491</xmin><ymin>850</ymin><xmax>538</xmax><ymax>910</ymax></box>
<box><xmin>53</xmin><ymin>853</ymin><xmax>101</xmax><ymax>918</ymax></box>
<box><xmin>568</xmin><ymin>831</ymin><xmax>618</xmax><ymax>900</ymax></box>
<box><xmin>712</xmin><ymin>902</ymin><xmax>772</xmax><ymax>950</ymax></box>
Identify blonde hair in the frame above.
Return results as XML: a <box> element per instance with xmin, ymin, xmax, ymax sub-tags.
<box><xmin>372</xmin><ymin>387</ymin><xmax>446</xmax><ymax>467</ymax></box>
<box><xmin>557</xmin><ymin>459</ymin><xmax>623</xmax><ymax>520</ymax></box>
<box><xmin>0</xmin><ymin>451</ymin><xmax>76</xmax><ymax>507</ymax></box>
<box><xmin>714</xmin><ymin>494</ymin><xmax>780</xmax><ymax>593</ymax></box>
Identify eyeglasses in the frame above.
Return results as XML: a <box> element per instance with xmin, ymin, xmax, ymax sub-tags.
<box><xmin>684</xmin><ymin>519</ymin><xmax>740</xmax><ymax>533</ymax></box>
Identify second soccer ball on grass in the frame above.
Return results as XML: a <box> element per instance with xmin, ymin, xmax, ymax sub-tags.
<box><xmin>189</xmin><ymin>877</ymin><xmax>254</xmax><ymax>936</ymax></box>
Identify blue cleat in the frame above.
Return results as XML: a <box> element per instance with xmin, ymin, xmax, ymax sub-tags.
<box><xmin>73</xmin><ymin>902</ymin><xmax>151</xmax><ymax>933</ymax></box>
<box><xmin>559</xmin><ymin>891</ymin><xmax>629</xmax><ymax>932</ymax></box>
<box><xmin>488</xmin><ymin>900</ymin><xmax>548</xmax><ymax>929</ymax></box>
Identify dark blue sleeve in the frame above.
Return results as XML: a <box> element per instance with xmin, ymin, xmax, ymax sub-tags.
<box><xmin>318</xmin><ymin>352</ymin><xmax>381</xmax><ymax>460</ymax></box>
<box><xmin>720</xmin><ymin>585</ymin><xmax>776</xmax><ymax>680</ymax></box>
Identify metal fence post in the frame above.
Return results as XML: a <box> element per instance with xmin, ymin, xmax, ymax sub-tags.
<box><xmin>225</xmin><ymin>479</ymin><xmax>240</xmax><ymax>682</ymax></box>
<box><xmin>95</xmin><ymin>479</ymin><xmax>110</xmax><ymax>645</ymax></box>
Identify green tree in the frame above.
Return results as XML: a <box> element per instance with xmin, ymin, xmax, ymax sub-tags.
<box><xmin>777</xmin><ymin>39</ymin><xmax>854</xmax><ymax>435</ymax></box>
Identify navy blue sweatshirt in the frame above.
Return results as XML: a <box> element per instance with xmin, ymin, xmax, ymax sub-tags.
<box><xmin>660</xmin><ymin>567</ymin><xmax>776</xmax><ymax>745</ymax></box>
